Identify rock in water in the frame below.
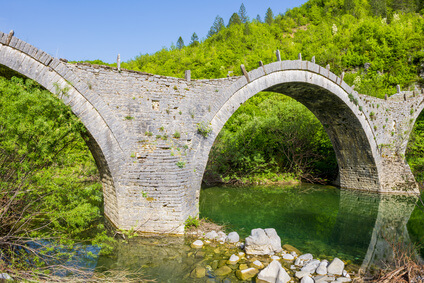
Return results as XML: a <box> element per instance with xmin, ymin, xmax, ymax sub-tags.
<box><xmin>215</xmin><ymin>266</ymin><xmax>232</xmax><ymax>276</ymax></box>
<box><xmin>327</xmin><ymin>258</ymin><xmax>344</xmax><ymax>275</ymax></box>
<box><xmin>227</xmin><ymin>254</ymin><xmax>240</xmax><ymax>264</ymax></box>
<box><xmin>265</xmin><ymin>228</ymin><xmax>282</xmax><ymax>252</ymax></box>
<box><xmin>252</xmin><ymin>260</ymin><xmax>264</xmax><ymax>269</ymax></box>
<box><xmin>257</xmin><ymin>260</ymin><xmax>290</xmax><ymax>283</ymax></box>
<box><xmin>226</xmin><ymin>231</ymin><xmax>240</xmax><ymax>243</ymax></box>
<box><xmin>190</xmin><ymin>266</ymin><xmax>206</xmax><ymax>278</ymax></box>
<box><xmin>236</xmin><ymin>267</ymin><xmax>259</xmax><ymax>281</ymax></box>
<box><xmin>191</xmin><ymin>240</ymin><xmax>204</xmax><ymax>249</ymax></box>
<box><xmin>245</xmin><ymin>228</ymin><xmax>282</xmax><ymax>255</ymax></box>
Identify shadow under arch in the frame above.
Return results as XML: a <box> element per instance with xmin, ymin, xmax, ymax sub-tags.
<box><xmin>0</xmin><ymin>45</ymin><xmax>125</xmax><ymax>226</ymax></box>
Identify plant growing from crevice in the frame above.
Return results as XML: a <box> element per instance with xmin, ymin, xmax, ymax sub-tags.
<box><xmin>176</xmin><ymin>161</ymin><xmax>186</xmax><ymax>168</ymax></box>
<box><xmin>184</xmin><ymin>216</ymin><xmax>199</xmax><ymax>229</ymax></box>
<box><xmin>197</xmin><ymin>121</ymin><xmax>212</xmax><ymax>137</ymax></box>
<box><xmin>173</xmin><ymin>131</ymin><xmax>181</xmax><ymax>138</ymax></box>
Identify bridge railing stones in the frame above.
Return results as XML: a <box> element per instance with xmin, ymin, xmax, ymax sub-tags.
<box><xmin>1</xmin><ymin>30</ymin><xmax>423</xmax><ymax>234</ymax></box>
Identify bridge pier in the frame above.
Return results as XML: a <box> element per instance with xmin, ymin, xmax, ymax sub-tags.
<box><xmin>0</xmin><ymin>31</ymin><xmax>421</xmax><ymax>234</ymax></box>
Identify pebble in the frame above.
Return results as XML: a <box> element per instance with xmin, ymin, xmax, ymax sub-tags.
<box><xmin>226</xmin><ymin>231</ymin><xmax>240</xmax><ymax>243</ymax></box>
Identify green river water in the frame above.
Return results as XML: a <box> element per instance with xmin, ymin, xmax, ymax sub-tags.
<box><xmin>93</xmin><ymin>184</ymin><xmax>424</xmax><ymax>282</ymax></box>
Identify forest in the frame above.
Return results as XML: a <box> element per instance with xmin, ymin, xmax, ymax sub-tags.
<box><xmin>1</xmin><ymin>0</ymin><xmax>424</xmax><ymax>279</ymax></box>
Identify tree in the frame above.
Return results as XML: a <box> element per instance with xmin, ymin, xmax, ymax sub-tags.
<box><xmin>265</xmin><ymin>7</ymin><xmax>274</xmax><ymax>25</ymax></box>
<box><xmin>369</xmin><ymin>0</ymin><xmax>387</xmax><ymax>16</ymax></box>
<box><xmin>256</xmin><ymin>14</ymin><xmax>262</xmax><ymax>23</ymax></box>
<box><xmin>190</xmin><ymin>32</ymin><xmax>199</xmax><ymax>46</ymax></box>
<box><xmin>207</xmin><ymin>15</ymin><xmax>225</xmax><ymax>37</ymax></box>
<box><xmin>176</xmin><ymin>36</ymin><xmax>185</xmax><ymax>49</ymax></box>
<box><xmin>238</xmin><ymin>3</ymin><xmax>249</xmax><ymax>23</ymax></box>
<box><xmin>228</xmin><ymin>12</ymin><xmax>242</xmax><ymax>27</ymax></box>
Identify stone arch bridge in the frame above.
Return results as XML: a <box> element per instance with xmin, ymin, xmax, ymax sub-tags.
<box><xmin>1</xmin><ymin>31</ymin><xmax>423</xmax><ymax>234</ymax></box>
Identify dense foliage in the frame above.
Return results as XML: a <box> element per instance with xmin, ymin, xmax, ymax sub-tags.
<box><xmin>0</xmin><ymin>71</ymin><xmax>110</xmax><ymax>277</ymax></box>
<box><xmin>204</xmin><ymin>93</ymin><xmax>337</xmax><ymax>184</ymax></box>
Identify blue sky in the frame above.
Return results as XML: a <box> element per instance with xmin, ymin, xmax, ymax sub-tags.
<box><xmin>1</xmin><ymin>0</ymin><xmax>307</xmax><ymax>63</ymax></box>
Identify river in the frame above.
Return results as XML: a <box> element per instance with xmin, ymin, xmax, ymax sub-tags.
<box><xmin>92</xmin><ymin>184</ymin><xmax>423</xmax><ymax>282</ymax></box>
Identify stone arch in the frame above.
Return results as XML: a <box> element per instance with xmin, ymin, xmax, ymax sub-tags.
<box><xmin>191</xmin><ymin>61</ymin><xmax>382</xmax><ymax>199</ymax></box>
<box><xmin>0</xmin><ymin>33</ymin><xmax>128</xmax><ymax>226</ymax></box>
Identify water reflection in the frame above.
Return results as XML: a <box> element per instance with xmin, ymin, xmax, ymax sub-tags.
<box><xmin>93</xmin><ymin>185</ymin><xmax>423</xmax><ymax>281</ymax></box>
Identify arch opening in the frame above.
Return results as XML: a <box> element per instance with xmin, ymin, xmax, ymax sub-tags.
<box><xmin>202</xmin><ymin>91</ymin><xmax>339</xmax><ymax>186</ymax></box>
<box><xmin>0</xmin><ymin>61</ymin><xmax>119</xmax><ymax>227</ymax></box>
<box><xmin>194</xmin><ymin>69</ymin><xmax>381</xmax><ymax>200</ymax></box>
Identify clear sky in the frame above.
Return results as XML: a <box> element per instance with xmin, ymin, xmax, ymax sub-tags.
<box><xmin>1</xmin><ymin>0</ymin><xmax>308</xmax><ymax>63</ymax></box>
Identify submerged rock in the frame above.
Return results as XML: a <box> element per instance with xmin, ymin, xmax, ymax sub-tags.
<box><xmin>190</xmin><ymin>265</ymin><xmax>206</xmax><ymax>278</ymax></box>
<box><xmin>215</xmin><ymin>265</ymin><xmax>232</xmax><ymax>276</ymax></box>
<box><xmin>236</xmin><ymin>267</ymin><xmax>259</xmax><ymax>281</ymax></box>
<box><xmin>245</xmin><ymin>228</ymin><xmax>282</xmax><ymax>255</ymax></box>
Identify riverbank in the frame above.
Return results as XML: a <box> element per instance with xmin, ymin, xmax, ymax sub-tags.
<box><xmin>184</xmin><ymin>227</ymin><xmax>358</xmax><ymax>282</ymax></box>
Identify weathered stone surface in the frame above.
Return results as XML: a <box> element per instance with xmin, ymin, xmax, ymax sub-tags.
<box><xmin>236</xmin><ymin>267</ymin><xmax>259</xmax><ymax>281</ymax></box>
<box><xmin>227</xmin><ymin>254</ymin><xmax>239</xmax><ymax>265</ymax></box>
<box><xmin>215</xmin><ymin>265</ymin><xmax>232</xmax><ymax>276</ymax></box>
<box><xmin>191</xmin><ymin>240</ymin><xmax>203</xmax><ymax>249</ymax></box>
<box><xmin>226</xmin><ymin>231</ymin><xmax>240</xmax><ymax>243</ymax></box>
<box><xmin>282</xmin><ymin>254</ymin><xmax>294</xmax><ymax>260</ymax></box>
<box><xmin>190</xmin><ymin>266</ymin><xmax>206</xmax><ymax>278</ymax></box>
<box><xmin>327</xmin><ymin>258</ymin><xmax>344</xmax><ymax>275</ymax></box>
<box><xmin>298</xmin><ymin>253</ymin><xmax>313</xmax><ymax>262</ymax></box>
<box><xmin>245</xmin><ymin>228</ymin><xmax>282</xmax><ymax>255</ymax></box>
<box><xmin>316</xmin><ymin>264</ymin><xmax>327</xmax><ymax>275</ymax></box>
<box><xmin>205</xmin><ymin>230</ymin><xmax>218</xmax><ymax>240</ymax></box>
<box><xmin>295</xmin><ymin>270</ymin><xmax>311</xmax><ymax>279</ymax></box>
<box><xmin>301</xmin><ymin>275</ymin><xmax>314</xmax><ymax>283</ymax></box>
<box><xmin>257</xmin><ymin>260</ymin><xmax>290</xmax><ymax>283</ymax></box>
<box><xmin>301</xmin><ymin>259</ymin><xmax>320</xmax><ymax>273</ymax></box>
<box><xmin>265</xmin><ymin>228</ymin><xmax>282</xmax><ymax>252</ymax></box>
<box><xmin>252</xmin><ymin>260</ymin><xmax>264</xmax><ymax>269</ymax></box>
<box><xmin>0</xmin><ymin>33</ymin><xmax>420</xmax><ymax>235</ymax></box>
